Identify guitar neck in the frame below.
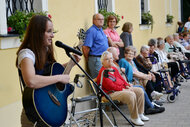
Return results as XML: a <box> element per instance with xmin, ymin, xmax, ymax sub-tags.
<box><xmin>63</xmin><ymin>58</ymin><xmax>76</xmax><ymax>75</ymax></box>
<box><xmin>63</xmin><ymin>33</ymin><xmax>85</xmax><ymax>75</ymax></box>
<box><xmin>63</xmin><ymin>40</ymin><xmax>83</xmax><ymax>75</ymax></box>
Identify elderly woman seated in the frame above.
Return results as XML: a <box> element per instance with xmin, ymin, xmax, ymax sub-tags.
<box><xmin>156</xmin><ymin>39</ymin><xmax>181</xmax><ymax>85</ymax></box>
<box><xmin>136</xmin><ymin>45</ymin><xmax>174</xmax><ymax>90</ymax></box>
<box><xmin>96</xmin><ymin>51</ymin><xmax>149</xmax><ymax>126</ymax></box>
<box><xmin>118</xmin><ymin>46</ymin><xmax>163</xmax><ymax>101</ymax></box>
<box><xmin>107</xmin><ymin>47</ymin><xmax>165</xmax><ymax>115</ymax></box>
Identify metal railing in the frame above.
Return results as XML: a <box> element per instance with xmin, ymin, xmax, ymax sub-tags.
<box><xmin>98</xmin><ymin>0</ymin><xmax>108</xmax><ymax>11</ymax></box>
<box><xmin>6</xmin><ymin>0</ymin><xmax>34</xmax><ymax>19</ymax></box>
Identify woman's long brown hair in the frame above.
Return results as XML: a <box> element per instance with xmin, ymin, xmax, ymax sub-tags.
<box><xmin>16</xmin><ymin>15</ymin><xmax>56</xmax><ymax>70</ymax></box>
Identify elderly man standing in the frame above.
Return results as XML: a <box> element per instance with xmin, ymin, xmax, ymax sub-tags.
<box><xmin>82</xmin><ymin>13</ymin><xmax>109</xmax><ymax>79</ymax></box>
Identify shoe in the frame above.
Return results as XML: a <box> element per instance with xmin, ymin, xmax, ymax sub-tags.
<box><xmin>151</xmin><ymin>91</ymin><xmax>163</xmax><ymax>100</ymax></box>
<box><xmin>139</xmin><ymin>114</ymin><xmax>149</xmax><ymax>121</ymax></box>
<box><xmin>131</xmin><ymin>117</ymin><xmax>144</xmax><ymax>126</ymax></box>
<box><xmin>152</xmin><ymin>101</ymin><xmax>163</xmax><ymax>106</ymax></box>
<box><xmin>174</xmin><ymin>82</ymin><xmax>181</xmax><ymax>87</ymax></box>
<box><xmin>145</xmin><ymin>106</ymin><xmax>165</xmax><ymax>115</ymax></box>
<box><xmin>156</xmin><ymin>97</ymin><xmax>167</xmax><ymax>103</ymax></box>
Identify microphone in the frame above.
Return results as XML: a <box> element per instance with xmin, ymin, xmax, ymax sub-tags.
<box><xmin>55</xmin><ymin>41</ymin><xmax>83</xmax><ymax>56</ymax></box>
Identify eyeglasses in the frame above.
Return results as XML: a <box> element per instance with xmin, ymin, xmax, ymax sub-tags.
<box><xmin>109</xmin><ymin>20</ymin><xmax>116</xmax><ymax>23</ymax></box>
<box><xmin>125</xmin><ymin>52</ymin><xmax>134</xmax><ymax>55</ymax></box>
<box><xmin>96</xmin><ymin>18</ymin><xmax>104</xmax><ymax>21</ymax></box>
<box><xmin>103</xmin><ymin>57</ymin><xmax>113</xmax><ymax>61</ymax></box>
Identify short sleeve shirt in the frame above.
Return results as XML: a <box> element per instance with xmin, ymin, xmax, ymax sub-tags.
<box><xmin>104</xmin><ymin>28</ymin><xmax>121</xmax><ymax>42</ymax></box>
<box><xmin>17</xmin><ymin>48</ymin><xmax>35</xmax><ymax>69</ymax></box>
<box><xmin>184</xmin><ymin>21</ymin><xmax>190</xmax><ymax>31</ymax></box>
<box><xmin>83</xmin><ymin>24</ymin><xmax>108</xmax><ymax>55</ymax></box>
<box><xmin>104</xmin><ymin>28</ymin><xmax>121</xmax><ymax>54</ymax></box>
<box><xmin>164</xmin><ymin>42</ymin><xmax>174</xmax><ymax>52</ymax></box>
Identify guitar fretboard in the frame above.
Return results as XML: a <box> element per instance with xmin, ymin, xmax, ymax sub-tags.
<box><xmin>63</xmin><ymin>40</ymin><xmax>84</xmax><ymax>75</ymax></box>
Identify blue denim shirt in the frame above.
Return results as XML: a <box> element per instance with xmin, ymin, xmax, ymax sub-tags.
<box><xmin>83</xmin><ymin>24</ymin><xmax>108</xmax><ymax>55</ymax></box>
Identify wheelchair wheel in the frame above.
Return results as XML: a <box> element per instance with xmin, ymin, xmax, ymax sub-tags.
<box><xmin>167</xmin><ymin>93</ymin><xmax>177</xmax><ymax>103</ymax></box>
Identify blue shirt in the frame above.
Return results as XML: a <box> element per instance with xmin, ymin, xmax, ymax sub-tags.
<box><xmin>118</xmin><ymin>58</ymin><xmax>133</xmax><ymax>83</ymax></box>
<box><xmin>165</xmin><ymin>42</ymin><xmax>174</xmax><ymax>52</ymax></box>
<box><xmin>83</xmin><ymin>24</ymin><xmax>108</xmax><ymax>55</ymax></box>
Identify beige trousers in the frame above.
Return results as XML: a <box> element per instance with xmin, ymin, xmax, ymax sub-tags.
<box><xmin>102</xmin><ymin>87</ymin><xmax>144</xmax><ymax>119</ymax></box>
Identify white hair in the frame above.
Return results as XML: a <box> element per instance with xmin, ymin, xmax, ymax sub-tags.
<box><xmin>157</xmin><ymin>40</ymin><xmax>164</xmax><ymax>47</ymax></box>
<box><xmin>173</xmin><ymin>33</ymin><xmax>179</xmax><ymax>38</ymax></box>
<box><xmin>100</xmin><ymin>51</ymin><xmax>113</xmax><ymax>63</ymax></box>
<box><xmin>140</xmin><ymin>45</ymin><xmax>150</xmax><ymax>53</ymax></box>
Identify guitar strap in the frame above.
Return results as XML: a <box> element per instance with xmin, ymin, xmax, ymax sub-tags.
<box><xmin>18</xmin><ymin>69</ymin><xmax>26</xmax><ymax>95</ymax></box>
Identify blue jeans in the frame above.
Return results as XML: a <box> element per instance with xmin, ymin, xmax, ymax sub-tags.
<box><xmin>133</xmin><ymin>85</ymin><xmax>154</xmax><ymax>109</ymax></box>
<box><xmin>88</xmin><ymin>56</ymin><xmax>102</xmax><ymax>79</ymax></box>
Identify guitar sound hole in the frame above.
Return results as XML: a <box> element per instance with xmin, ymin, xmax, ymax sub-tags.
<box><xmin>56</xmin><ymin>83</ymin><xmax>65</xmax><ymax>91</ymax></box>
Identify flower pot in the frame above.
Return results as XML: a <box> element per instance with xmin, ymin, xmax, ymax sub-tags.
<box><xmin>8</xmin><ymin>30</ymin><xmax>19</xmax><ymax>34</ymax></box>
<box><xmin>167</xmin><ymin>19</ymin><xmax>172</xmax><ymax>23</ymax></box>
<box><xmin>142</xmin><ymin>19</ymin><xmax>149</xmax><ymax>25</ymax></box>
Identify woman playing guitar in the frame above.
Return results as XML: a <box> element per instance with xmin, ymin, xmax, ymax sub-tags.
<box><xmin>16</xmin><ymin>15</ymin><xmax>80</xmax><ymax>127</ymax></box>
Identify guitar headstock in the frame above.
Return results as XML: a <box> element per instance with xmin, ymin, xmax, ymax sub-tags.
<box><xmin>74</xmin><ymin>28</ymin><xmax>86</xmax><ymax>50</ymax></box>
<box><xmin>77</xmin><ymin>28</ymin><xmax>86</xmax><ymax>42</ymax></box>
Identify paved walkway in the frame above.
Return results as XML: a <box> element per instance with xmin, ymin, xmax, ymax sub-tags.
<box><xmin>96</xmin><ymin>80</ymin><xmax>190</xmax><ymax>127</ymax></box>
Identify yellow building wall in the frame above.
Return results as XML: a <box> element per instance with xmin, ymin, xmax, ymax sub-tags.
<box><xmin>115</xmin><ymin>0</ymin><xmax>179</xmax><ymax>52</ymax></box>
<box><xmin>0</xmin><ymin>0</ymin><xmax>95</xmax><ymax>108</ymax></box>
<box><xmin>0</xmin><ymin>48</ymin><xmax>21</xmax><ymax>107</ymax></box>
<box><xmin>0</xmin><ymin>0</ymin><xmax>180</xmax><ymax>108</ymax></box>
<box><xmin>48</xmin><ymin>0</ymin><xmax>95</xmax><ymax>100</ymax></box>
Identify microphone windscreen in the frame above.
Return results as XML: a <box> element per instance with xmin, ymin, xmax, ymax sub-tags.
<box><xmin>55</xmin><ymin>41</ymin><xmax>63</xmax><ymax>47</ymax></box>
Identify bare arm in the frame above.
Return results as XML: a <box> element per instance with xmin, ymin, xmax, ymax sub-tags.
<box><xmin>82</xmin><ymin>46</ymin><xmax>90</xmax><ymax>62</ymax></box>
<box><xmin>184</xmin><ymin>27</ymin><xmax>187</xmax><ymax>32</ymax></box>
<box><xmin>116</xmin><ymin>41</ymin><xmax>124</xmax><ymax>47</ymax></box>
<box><xmin>20</xmin><ymin>58</ymin><xmax>70</xmax><ymax>89</ymax></box>
<box><xmin>133</xmin><ymin>69</ymin><xmax>151</xmax><ymax>80</ymax></box>
<box><xmin>107</xmin><ymin>37</ymin><xmax>124</xmax><ymax>47</ymax></box>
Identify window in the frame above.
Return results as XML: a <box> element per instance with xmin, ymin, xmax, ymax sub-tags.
<box><xmin>6</xmin><ymin>0</ymin><xmax>34</xmax><ymax>18</ymax></box>
<box><xmin>0</xmin><ymin>0</ymin><xmax>48</xmax><ymax>35</ymax></box>
<box><xmin>140</xmin><ymin>0</ymin><xmax>150</xmax><ymax>24</ymax></box>
<box><xmin>95</xmin><ymin>0</ymin><xmax>115</xmax><ymax>13</ymax></box>
<box><xmin>165</xmin><ymin>0</ymin><xmax>173</xmax><ymax>24</ymax></box>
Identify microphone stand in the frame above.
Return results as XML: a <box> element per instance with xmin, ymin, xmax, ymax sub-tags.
<box><xmin>66</xmin><ymin>51</ymin><xmax>134</xmax><ymax>127</ymax></box>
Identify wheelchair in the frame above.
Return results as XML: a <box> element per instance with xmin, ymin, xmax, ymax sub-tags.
<box><xmin>151</xmin><ymin>57</ymin><xmax>180</xmax><ymax>103</ymax></box>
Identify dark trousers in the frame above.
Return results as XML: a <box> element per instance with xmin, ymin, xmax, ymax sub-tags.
<box><xmin>167</xmin><ymin>62</ymin><xmax>179</xmax><ymax>79</ymax></box>
<box><xmin>145</xmin><ymin>80</ymin><xmax>154</xmax><ymax>101</ymax></box>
